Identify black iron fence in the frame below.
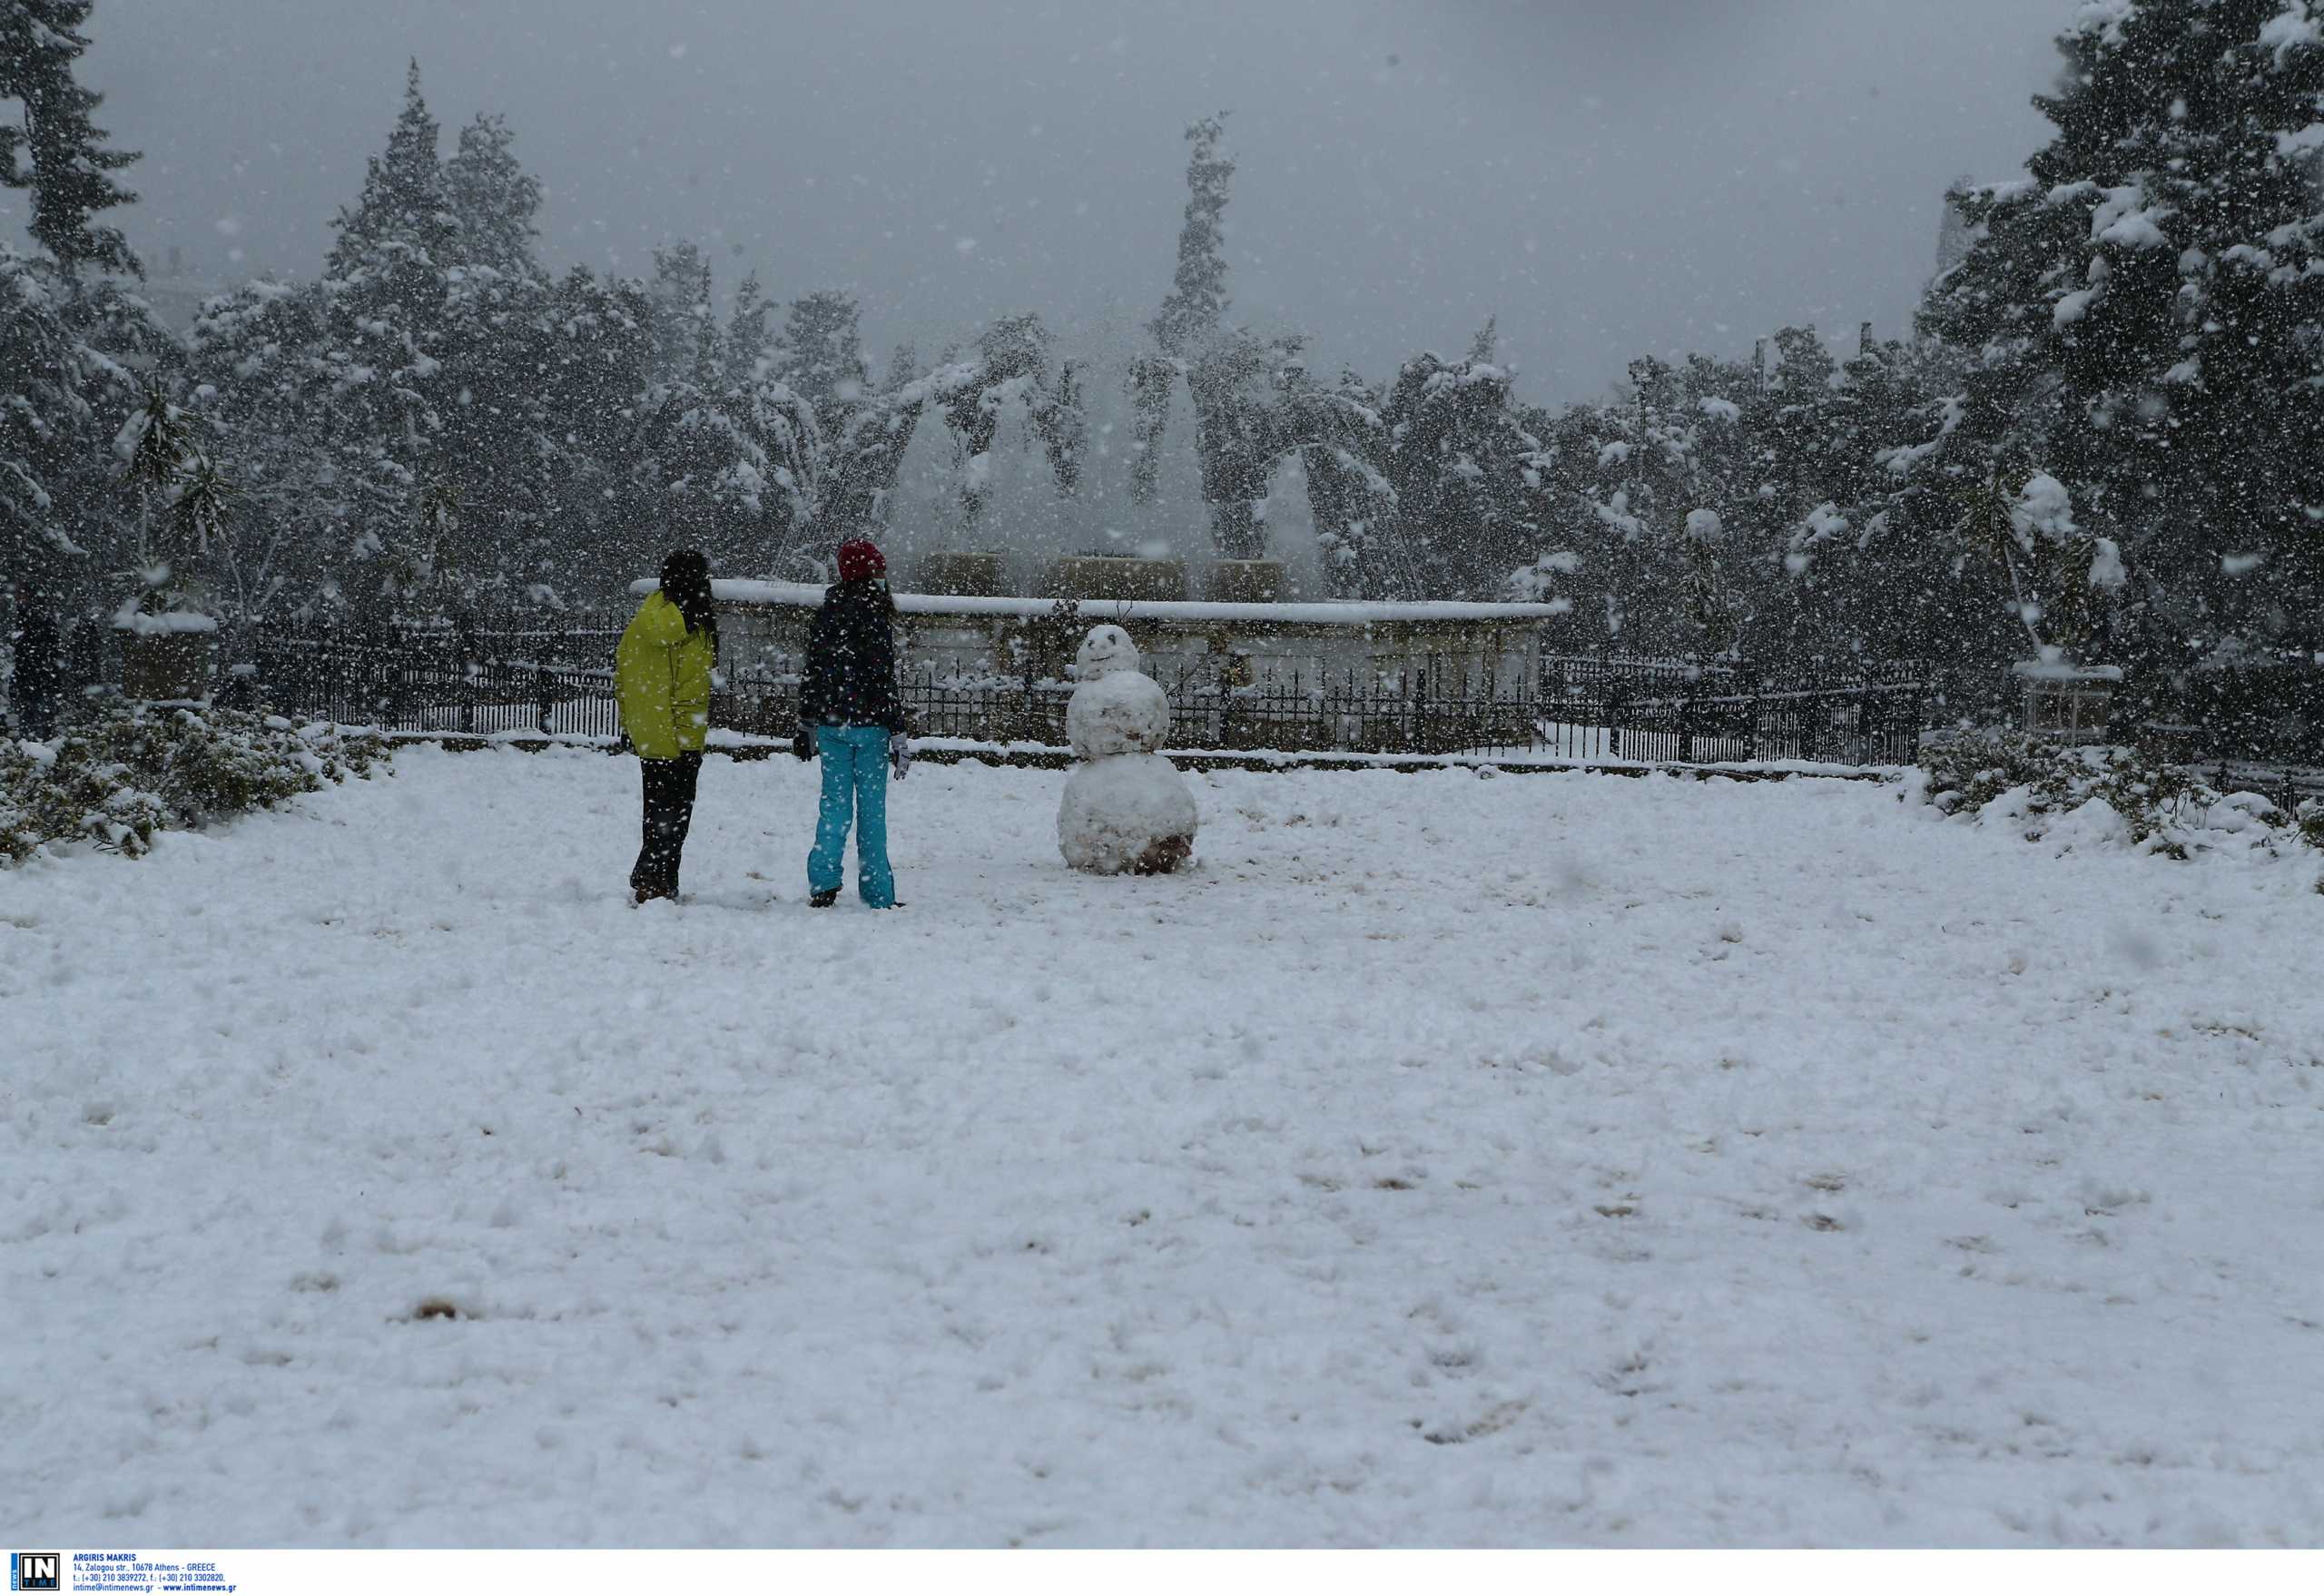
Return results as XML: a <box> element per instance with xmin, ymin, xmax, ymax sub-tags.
<box><xmin>37</xmin><ymin>616</ymin><xmax>1937</xmax><ymax>764</ymax></box>
<box><xmin>25</xmin><ymin>616</ymin><xmax>1939</xmax><ymax>766</ymax></box>
<box><xmin>707</xmin><ymin>644</ymin><xmax>1921</xmax><ymax>764</ymax></box>
<box><xmin>31</xmin><ymin>603</ymin><xmax>2324</xmax><ymax>782</ymax></box>
<box><xmin>247</xmin><ymin>620</ymin><xmax>626</xmax><ymax>739</ymax></box>
<box><xmin>720</xmin><ymin>653</ymin><xmax>1557</xmax><ymax>757</ymax></box>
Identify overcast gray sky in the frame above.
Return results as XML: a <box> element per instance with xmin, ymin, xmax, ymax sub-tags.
<box><xmin>41</xmin><ymin>0</ymin><xmax>2078</xmax><ymax>404</ymax></box>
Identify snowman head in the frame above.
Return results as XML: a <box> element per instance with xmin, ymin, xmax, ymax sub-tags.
<box><xmin>1073</xmin><ymin>625</ymin><xmax>1139</xmax><ymax>680</ymax></box>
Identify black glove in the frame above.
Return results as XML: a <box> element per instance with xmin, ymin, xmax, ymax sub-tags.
<box><xmin>793</xmin><ymin>724</ymin><xmax>817</xmax><ymax>763</ymax></box>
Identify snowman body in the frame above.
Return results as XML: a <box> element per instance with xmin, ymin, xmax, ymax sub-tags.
<box><xmin>1058</xmin><ymin>626</ymin><xmax>1198</xmax><ymax>875</ymax></box>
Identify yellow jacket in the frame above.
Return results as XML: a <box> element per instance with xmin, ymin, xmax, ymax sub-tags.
<box><xmin>615</xmin><ymin>592</ymin><xmax>714</xmax><ymax>758</ymax></box>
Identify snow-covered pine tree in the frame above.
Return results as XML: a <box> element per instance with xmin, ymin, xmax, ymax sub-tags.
<box><xmin>1186</xmin><ymin>328</ymin><xmax>1285</xmax><ymax>561</ymax></box>
<box><xmin>434</xmin><ymin>117</ymin><xmax>566</xmax><ymax>606</ymax></box>
<box><xmin>0</xmin><ymin>0</ymin><xmax>142</xmax><ymax>280</ymax></box>
<box><xmin>645</xmin><ymin>241</ymin><xmax>718</xmax><ymax>389</ymax></box>
<box><xmin>116</xmin><ymin>382</ymin><xmax>200</xmax><ymax>606</ymax></box>
<box><xmin>1125</xmin><ymin>353</ymin><xmax>1177</xmax><ymax>508</ymax></box>
<box><xmin>1467</xmin><ymin>316</ymin><xmax>1500</xmax><ymax>365</ymax></box>
<box><xmin>1680</xmin><ymin>507</ymin><xmax>1740</xmax><ymax>660</ymax></box>
<box><xmin>1280</xmin><ymin>365</ymin><xmax>1400</xmax><ymax>598</ymax></box>
<box><xmin>321</xmin><ymin>61</ymin><xmax>461</xmax><ymax>613</ymax></box>
<box><xmin>329</xmin><ymin>61</ymin><xmax>455</xmax><ymax>294</ymax></box>
<box><xmin>1917</xmin><ymin>0</ymin><xmax>2324</xmax><ymax>674</ymax></box>
<box><xmin>725</xmin><ymin>271</ymin><xmax>773</xmax><ymax>386</ymax></box>
<box><xmin>943</xmin><ymin>310</ymin><xmax>1057</xmax><ymax>533</ymax></box>
<box><xmin>881</xmin><ymin>341</ymin><xmax>920</xmax><ymax>394</ymax></box>
<box><xmin>1149</xmin><ymin>113</ymin><xmax>1232</xmax><ymax>361</ymax></box>
<box><xmin>1559</xmin><ymin>357</ymin><xmax>1695</xmax><ymax>653</ymax></box>
<box><xmin>1771</xmin><ymin>333</ymin><xmax>1973</xmax><ymax>672</ymax></box>
<box><xmin>186</xmin><ymin>279</ymin><xmax>360</xmax><ymax>616</ymax></box>
<box><xmin>1934</xmin><ymin>172</ymin><xmax>1979</xmax><ymax>279</ymax></box>
<box><xmin>1374</xmin><ymin>338</ymin><xmax>1545</xmax><ymax>599</ymax></box>
<box><xmin>774</xmin><ymin>289</ymin><xmax>870</xmax><ymax>415</ymax></box>
<box><xmin>817</xmin><ymin>352</ymin><xmax>974</xmax><ymax>547</ymax></box>
<box><xmin>186</xmin><ymin>79</ymin><xmax>574</xmax><ymax>617</ymax></box>
<box><xmin>635</xmin><ymin>249</ymin><xmax>832</xmax><ymax>576</ymax></box>
<box><xmin>1137</xmin><ymin>113</ymin><xmax>1286</xmax><ymax>557</ymax></box>
<box><xmin>1031</xmin><ymin>359</ymin><xmax>1087</xmax><ymax>500</ymax></box>
<box><xmin>444</xmin><ymin>113</ymin><xmax>544</xmax><ymax>284</ymax></box>
<box><xmin>734</xmin><ymin>370</ymin><xmax>825</xmax><ymax>566</ymax></box>
<box><xmin>1738</xmin><ymin>327</ymin><xmax>1853</xmax><ymax>672</ymax></box>
<box><xmin>432</xmin><ymin>283</ymin><xmax>556</xmax><ymax>604</ymax></box>
<box><xmin>0</xmin><ymin>243</ymin><xmax>121</xmax><ymax>582</ymax></box>
<box><xmin>0</xmin><ymin>2</ymin><xmax>166</xmax><ymax>626</ymax></box>
<box><xmin>536</xmin><ymin>265</ymin><xmax>660</xmax><ymax>590</ymax></box>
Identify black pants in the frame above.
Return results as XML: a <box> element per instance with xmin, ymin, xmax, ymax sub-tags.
<box><xmin>631</xmin><ymin>751</ymin><xmax>703</xmax><ymax>895</ymax></box>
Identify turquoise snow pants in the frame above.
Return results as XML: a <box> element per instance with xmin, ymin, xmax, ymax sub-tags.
<box><xmin>808</xmin><ymin>724</ymin><xmax>896</xmax><ymax>907</ymax></box>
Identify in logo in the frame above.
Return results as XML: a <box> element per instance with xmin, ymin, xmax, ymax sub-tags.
<box><xmin>9</xmin><ymin>1554</ymin><xmax>58</xmax><ymax>1593</ymax></box>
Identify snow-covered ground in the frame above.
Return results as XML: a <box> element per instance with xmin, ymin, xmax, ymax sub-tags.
<box><xmin>6</xmin><ymin>747</ymin><xmax>2324</xmax><ymax>1547</ymax></box>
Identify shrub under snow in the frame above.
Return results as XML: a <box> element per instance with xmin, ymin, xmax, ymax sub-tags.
<box><xmin>2</xmin><ymin>704</ymin><xmax>389</xmax><ymax>865</ymax></box>
<box><xmin>1911</xmin><ymin>729</ymin><xmax>2319</xmax><ymax>862</ymax></box>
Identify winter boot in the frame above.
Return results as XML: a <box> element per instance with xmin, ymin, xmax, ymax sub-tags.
<box><xmin>809</xmin><ymin>887</ymin><xmax>841</xmax><ymax>908</ymax></box>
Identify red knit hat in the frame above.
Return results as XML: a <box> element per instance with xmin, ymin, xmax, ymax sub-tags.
<box><xmin>836</xmin><ymin>539</ymin><xmax>887</xmax><ymax>584</ymax></box>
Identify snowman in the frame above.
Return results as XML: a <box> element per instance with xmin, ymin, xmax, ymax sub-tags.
<box><xmin>1058</xmin><ymin>624</ymin><xmax>1199</xmax><ymax>875</ymax></box>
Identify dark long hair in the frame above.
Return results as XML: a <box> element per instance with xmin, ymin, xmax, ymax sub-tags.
<box><xmin>659</xmin><ymin>549</ymin><xmax>718</xmax><ymax>655</ymax></box>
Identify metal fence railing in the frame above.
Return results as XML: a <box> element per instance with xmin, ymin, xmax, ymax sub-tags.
<box><xmin>714</xmin><ymin>650</ymin><xmax>1925</xmax><ymax>764</ymax></box>
<box><xmin>247</xmin><ymin>623</ymin><xmax>626</xmax><ymax>739</ymax></box>
<box><xmin>116</xmin><ymin>620</ymin><xmax>1937</xmax><ymax>767</ymax></box>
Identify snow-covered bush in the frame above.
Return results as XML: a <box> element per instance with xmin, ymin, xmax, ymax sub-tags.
<box><xmin>2299</xmin><ymin>801</ymin><xmax>2324</xmax><ymax>855</ymax></box>
<box><xmin>2</xmin><ymin>704</ymin><xmax>388</xmax><ymax>865</ymax></box>
<box><xmin>1912</xmin><ymin>730</ymin><xmax>2316</xmax><ymax>862</ymax></box>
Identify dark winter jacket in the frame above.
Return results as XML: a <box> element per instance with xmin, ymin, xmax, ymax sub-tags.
<box><xmin>798</xmin><ymin>580</ymin><xmax>909</xmax><ymax>735</ymax></box>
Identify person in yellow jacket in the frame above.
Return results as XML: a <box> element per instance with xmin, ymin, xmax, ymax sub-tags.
<box><xmin>615</xmin><ymin>549</ymin><xmax>718</xmax><ymax>902</ymax></box>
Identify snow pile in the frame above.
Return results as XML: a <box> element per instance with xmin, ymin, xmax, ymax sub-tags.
<box><xmin>1911</xmin><ymin>729</ymin><xmax>2321</xmax><ymax>862</ymax></box>
<box><xmin>2010</xmin><ymin>472</ymin><xmax>2081</xmax><ymax>548</ymax></box>
<box><xmin>2</xmin><ymin>704</ymin><xmax>388</xmax><ymax>865</ymax></box>
<box><xmin>1058</xmin><ymin>626</ymin><xmax>1197</xmax><ymax>875</ymax></box>
<box><xmin>107</xmin><ymin>604</ymin><xmax>222</xmax><ymax>637</ymax></box>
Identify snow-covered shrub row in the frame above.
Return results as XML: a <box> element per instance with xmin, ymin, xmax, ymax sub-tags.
<box><xmin>1</xmin><ymin>704</ymin><xmax>388</xmax><ymax>865</ymax></box>
<box><xmin>1909</xmin><ymin>730</ymin><xmax>2319</xmax><ymax>862</ymax></box>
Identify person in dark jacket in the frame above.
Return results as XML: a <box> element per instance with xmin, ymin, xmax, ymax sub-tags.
<box><xmin>796</xmin><ymin>539</ymin><xmax>911</xmax><ymax>909</ymax></box>
<box><xmin>9</xmin><ymin>582</ymin><xmax>64</xmax><ymax>741</ymax></box>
